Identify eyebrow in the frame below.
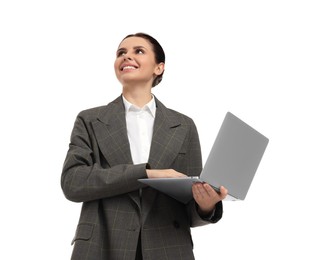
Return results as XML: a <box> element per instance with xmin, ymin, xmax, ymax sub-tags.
<box><xmin>117</xmin><ymin>45</ymin><xmax>147</xmax><ymax>53</ymax></box>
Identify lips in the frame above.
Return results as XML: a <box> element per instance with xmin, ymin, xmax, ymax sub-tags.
<box><xmin>120</xmin><ymin>64</ymin><xmax>138</xmax><ymax>71</ymax></box>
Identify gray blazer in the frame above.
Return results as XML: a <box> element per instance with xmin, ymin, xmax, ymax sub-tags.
<box><xmin>61</xmin><ymin>96</ymin><xmax>223</xmax><ymax>260</ymax></box>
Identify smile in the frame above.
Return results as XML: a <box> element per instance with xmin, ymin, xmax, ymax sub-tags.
<box><xmin>121</xmin><ymin>65</ymin><xmax>138</xmax><ymax>71</ymax></box>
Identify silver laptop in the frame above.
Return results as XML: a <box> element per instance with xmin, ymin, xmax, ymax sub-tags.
<box><xmin>138</xmin><ymin>112</ymin><xmax>269</xmax><ymax>203</ymax></box>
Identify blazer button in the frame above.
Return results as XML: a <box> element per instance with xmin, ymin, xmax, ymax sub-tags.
<box><xmin>173</xmin><ymin>220</ymin><xmax>180</xmax><ymax>229</ymax></box>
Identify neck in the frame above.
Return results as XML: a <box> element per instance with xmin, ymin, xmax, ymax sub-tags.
<box><xmin>122</xmin><ymin>85</ymin><xmax>152</xmax><ymax>108</ymax></box>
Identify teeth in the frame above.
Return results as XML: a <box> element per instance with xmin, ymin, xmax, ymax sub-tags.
<box><xmin>122</xmin><ymin>66</ymin><xmax>136</xmax><ymax>71</ymax></box>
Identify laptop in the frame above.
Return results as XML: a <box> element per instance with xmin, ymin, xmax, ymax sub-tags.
<box><xmin>138</xmin><ymin>112</ymin><xmax>269</xmax><ymax>203</ymax></box>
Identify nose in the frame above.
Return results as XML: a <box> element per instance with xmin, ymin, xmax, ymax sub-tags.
<box><xmin>123</xmin><ymin>53</ymin><xmax>132</xmax><ymax>61</ymax></box>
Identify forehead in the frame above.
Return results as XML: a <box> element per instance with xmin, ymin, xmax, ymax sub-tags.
<box><xmin>118</xmin><ymin>36</ymin><xmax>153</xmax><ymax>50</ymax></box>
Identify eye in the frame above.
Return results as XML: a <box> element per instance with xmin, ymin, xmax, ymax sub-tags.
<box><xmin>117</xmin><ymin>50</ymin><xmax>126</xmax><ymax>57</ymax></box>
<box><xmin>135</xmin><ymin>48</ymin><xmax>144</xmax><ymax>55</ymax></box>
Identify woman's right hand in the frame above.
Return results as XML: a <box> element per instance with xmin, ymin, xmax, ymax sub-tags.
<box><xmin>146</xmin><ymin>169</ymin><xmax>187</xmax><ymax>178</ymax></box>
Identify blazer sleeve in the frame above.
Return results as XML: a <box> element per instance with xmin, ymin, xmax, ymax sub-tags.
<box><xmin>61</xmin><ymin>113</ymin><xmax>148</xmax><ymax>203</ymax></box>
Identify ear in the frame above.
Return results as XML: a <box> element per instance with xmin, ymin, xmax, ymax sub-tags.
<box><xmin>154</xmin><ymin>62</ymin><xmax>165</xmax><ymax>76</ymax></box>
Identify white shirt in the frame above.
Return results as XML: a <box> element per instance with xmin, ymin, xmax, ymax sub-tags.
<box><xmin>122</xmin><ymin>95</ymin><xmax>156</xmax><ymax>165</ymax></box>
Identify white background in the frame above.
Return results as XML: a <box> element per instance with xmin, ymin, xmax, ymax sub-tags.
<box><xmin>1</xmin><ymin>1</ymin><xmax>311</xmax><ymax>259</ymax></box>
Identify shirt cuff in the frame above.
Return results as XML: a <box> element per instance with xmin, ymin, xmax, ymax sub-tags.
<box><xmin>197</xmin><ymin>201</ymin><xmax>223</xmax><ymax>223</ymax></box>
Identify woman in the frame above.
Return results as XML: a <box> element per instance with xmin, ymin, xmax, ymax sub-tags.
<box><xmin>61</xmin><ymin>32</ymin><xmax>227</xmax><ymax>260</ymax></box>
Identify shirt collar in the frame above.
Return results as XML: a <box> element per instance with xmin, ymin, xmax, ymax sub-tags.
<box><xmin>122</xmin><ymin>95</ymin><xmax>156</xmax><ymax>118</ymax></box>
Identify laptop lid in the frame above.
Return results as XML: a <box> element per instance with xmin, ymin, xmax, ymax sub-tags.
<box><xmin>138</xmin><ymin>112</ymin><xmax>269</xmax><ymax>203</ymax></box>
<box><xmin>200</xmin><ymin>112</ymin><xmax>269</xmax><ymax>200</ymax></box>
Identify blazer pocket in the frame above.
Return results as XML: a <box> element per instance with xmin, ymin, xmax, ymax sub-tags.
<box><xmin>71</xmin><ymin>223</ymin><xmax>94</xmax><ymax>245</ymax></box>
<box><xmin>172</xmin><ymin>150</ymin><xmax>187</xmax><ymax>173</ymax></box>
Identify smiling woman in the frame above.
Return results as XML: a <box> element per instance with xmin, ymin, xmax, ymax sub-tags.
<box><xmin>61</xmin><ymin>32</ymin><xmax>227</xmax><ymax>260</ymax></box>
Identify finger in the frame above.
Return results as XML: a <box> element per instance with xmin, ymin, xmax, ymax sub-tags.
<box><xmin>219</xmin><ymin>186</ymin><xmax>228</xmax><ymax>199</ymax></box>
<box><xmin>199</xmin><ymin>184</ymin><xmax>212</xmax><ymax>199</ymax></box>
<box><xmin>192</xmin><ymin>183</ymin><xmax>206</xmax><ymax>200</ymax></box>
<box><xmin>203</xmin><ymin>183</ymin><xmax>215</xmax><ymax>194</ymax></box>
<box><xmin>203</xmin><ymin>184</ymin><xmax>228</xmax><ymax>198</ymax></box>
<box><xmin>192</xmin><ymin>183</ymin><xmax>201</xmax><ymax>198</ymax></box>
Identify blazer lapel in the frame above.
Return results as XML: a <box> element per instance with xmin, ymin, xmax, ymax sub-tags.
<box><xmin>148</xmin><ymin>98</ymin><xmax>188</xmax><ymax>169</ymax></box>
<box><xmin>92</xmin><ymin>96</ymin><xmax>133</xmax><ymax>167</ymax></box>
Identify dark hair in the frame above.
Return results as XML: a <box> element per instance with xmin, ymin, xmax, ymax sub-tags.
<box><xmin>122</xmin><ymin>32</ymin><xmax>165</xmax><ymax>87</ymax></box>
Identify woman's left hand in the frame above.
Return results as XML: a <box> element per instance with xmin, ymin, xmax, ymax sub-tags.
<box><xmin>192</xmin><ymin>183</ymin><xmax>228</xmax><ymax>215</ymax></box>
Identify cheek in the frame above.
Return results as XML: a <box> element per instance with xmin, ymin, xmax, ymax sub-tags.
<box><xmin>114</xmin><ymin>60</ymin><xmax>121</xmax><ymax>76</ymax></box>
<box><xmin>114</xmin><ymin>60</ymin><xmax>119</xmax><ymax>71</ymax></box>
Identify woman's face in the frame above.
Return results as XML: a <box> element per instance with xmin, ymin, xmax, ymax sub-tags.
<box><xmin>114</xmin><ymin>36</ymin><xmax>164</xmax><ymax>88</ymax></box>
